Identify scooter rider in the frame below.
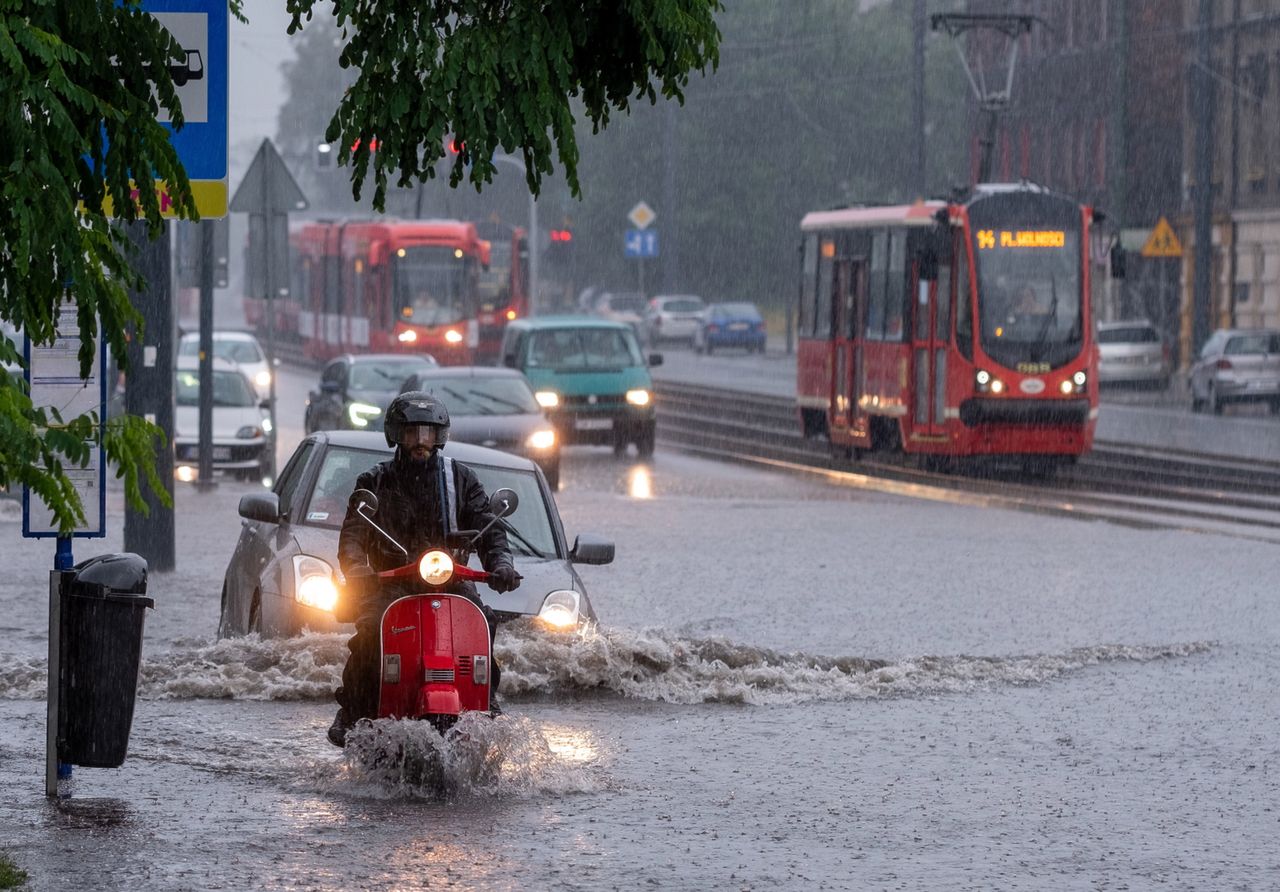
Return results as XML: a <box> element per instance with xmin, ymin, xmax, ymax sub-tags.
<box><xmin>328</xmin><ymin>391</ymin><xmax>522</xmax><ymax>747</ymax></box>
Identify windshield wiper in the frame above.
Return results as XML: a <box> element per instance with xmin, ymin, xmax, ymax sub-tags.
<box><xmin>498</xmin><ymin>517</ymin><xmax>549</xmax><ymax>559</ymax></box>
<box><xmin>1032</xmin><ymin>275</ymin><xmax>1060</xmax><ymax>359</ymax></box>
<box><xmin>466</xmin><ymin>389</ymin><xmax>525</xmax><ymax>412</ymax></box>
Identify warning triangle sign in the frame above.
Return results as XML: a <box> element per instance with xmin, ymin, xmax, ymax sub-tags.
<box><xmin>1141</xmin><ymin>217</ymin><xmax>1183</xmax><ymax>258</ymax></box>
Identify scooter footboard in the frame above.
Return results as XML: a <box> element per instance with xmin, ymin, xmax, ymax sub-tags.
<box><xmin>378</xmin><ymin>594</ymin><xmax>492</xmax><ymax>720</ymax></box>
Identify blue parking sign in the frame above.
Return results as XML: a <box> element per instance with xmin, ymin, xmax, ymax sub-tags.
<box><xmin>625</xmin><ymin>229</ymin><xmax>659</xmax><ymax>258</ymax></box>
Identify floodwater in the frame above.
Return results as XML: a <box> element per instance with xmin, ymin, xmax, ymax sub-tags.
<box><xmin>1</xmin><ymin>448</ymin><xmax>1276</xmax><ymax>889</ymax></box>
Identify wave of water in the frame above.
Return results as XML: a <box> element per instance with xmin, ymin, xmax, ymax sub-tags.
<box><xmin>0</xmin><ymin>623</ymin><xmax>1213</xmax><ymax>705</ymax></box>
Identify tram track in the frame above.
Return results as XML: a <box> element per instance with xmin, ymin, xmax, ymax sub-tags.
<box><xmin>653</xmin><ymin>380</ymin><xmax>1280</xmax><ymax>543</ymax></box>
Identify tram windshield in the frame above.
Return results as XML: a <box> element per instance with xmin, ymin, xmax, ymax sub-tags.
<box><xmin>394</xmin><ymin>245</ymin><xmax>476</xmax><ymax>327</ymax></box>
<box><xmin>969</xmin><ymin>198</ymin><xmax>1084</xmax><ymax>369</ymax></box>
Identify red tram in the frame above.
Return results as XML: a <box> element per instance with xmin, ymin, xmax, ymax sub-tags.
<box><xmin>245</xmin><ymin>219</ymin><xmax>528</xmax><ymax>365</ymax></box>
<box><xmin>796</xmin><ymin>183</ymin><xmax>1099</xmax><ymax>468</ymax></box>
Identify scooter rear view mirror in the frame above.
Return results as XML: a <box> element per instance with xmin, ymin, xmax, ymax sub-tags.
<box><xmin>488</xmin><ymin>488</ymin><xmax>519</xmax><ymax>518</ymax></box>
<box><xmin>353</xmin><ymin>488</ymin><xmax>379</xmax><ymax>515</ymax></box>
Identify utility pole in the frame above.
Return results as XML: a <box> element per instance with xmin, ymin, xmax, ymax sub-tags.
<box><xmin>912</xmin><ymin>0</ymin><xmax>927</xmax><ymax>197</ymax></box>
<box><xmin>1191</xmin><ymin>0</ymin><xmax>1215</xmax><ymax>357</ymax></box>
<box><xmin>662</xmin><ymin>102</ymin><xmax>680</xmax><ymax>290</ymax></box>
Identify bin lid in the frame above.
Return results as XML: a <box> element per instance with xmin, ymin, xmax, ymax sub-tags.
<box><xmin>70</xmin><ymin>552</ymin><xmax>149</xmax><ymax>596</ymax></box>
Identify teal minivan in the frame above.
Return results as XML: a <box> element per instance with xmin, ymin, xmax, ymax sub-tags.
<box><xmin>500</xmin><ymin>317</ymin><xmax>662</xmax><ymax>456</ymax></box>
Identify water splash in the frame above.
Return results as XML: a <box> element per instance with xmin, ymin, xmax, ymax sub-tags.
<box><xmin>0</xmin><ymin>624</ymin><xmax>1213</xmax><ymax>706</ymax></box>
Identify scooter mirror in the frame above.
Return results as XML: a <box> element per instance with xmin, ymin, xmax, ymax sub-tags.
<box><xmin>488</xmin><ymin>488</ymin><xmax>519</xmax><ymax>518</ymax></box>
<box><xmin>352</xmin><ymin>488</ymin><xmax>379</xmax><ymax>514</ymax></box>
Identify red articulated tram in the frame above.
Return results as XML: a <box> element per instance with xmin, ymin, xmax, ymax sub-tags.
<box><xmin>245</xmin><ymin>219</ymin><xmax>528</xmax><ymax>365</ymax></box>
<box><xmin>796</xmin><ymin>183</ymin><xmax>1099</xmax><ymax>471</ymax></box>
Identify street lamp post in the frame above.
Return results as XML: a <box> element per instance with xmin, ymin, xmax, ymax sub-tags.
<box><xmin>492</xmin><ymin>154</ymin><xmax>538</xmax><ymax>317</ymax></box>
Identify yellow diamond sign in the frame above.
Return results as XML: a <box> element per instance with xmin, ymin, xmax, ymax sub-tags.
<box><xmin>628</xmin><ymin>201</ymin><xmax>656</xmax><ymax>230</ymax></box>
<box><xmin>1141</xmin><ymin>216</ymin><xmax>1183</xmax><ymax>258</ymax></box>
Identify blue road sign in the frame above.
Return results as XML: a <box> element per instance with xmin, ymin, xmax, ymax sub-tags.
<box><xmin>625</xmin><ymin>229</ymin><xmax>659</xmax><ymax>258</ymax></box>
<box><xmin>142</xmin><ymin>0</ymin><xmax>228</xmax><ymax>215</ymax></box>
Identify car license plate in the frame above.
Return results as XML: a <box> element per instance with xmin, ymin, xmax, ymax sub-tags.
<box><xmin>729</xmin><ymin>322</ymin><xmax>749</xmax><ymax>331</ymax></box>
<box><xmin>212</xmin><ymin>447</ymin><xmax>232</xmax><ymax>460</ymax></box>
<box><xmin>575</xmin><ymin>418</ymin><xmax>612</xmax><ymax>431</ymax></box>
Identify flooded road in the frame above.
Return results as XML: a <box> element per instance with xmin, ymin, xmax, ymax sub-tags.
<box><xmin>1</xmin><ymin>445</ymin><xmax>1276</xmax><ymax>889</ymax></box>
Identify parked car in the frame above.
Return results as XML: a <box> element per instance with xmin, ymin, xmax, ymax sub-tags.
<box><xmin>694</xmin><ymin>302</ymin><xmax>768</xmax><ymax>354</ymax></box>
<box><xmin>178</xmin><ymin>330</ymin><xmax>274</xmax><ymax>399</ymax></box>
<box><xmin>1189</xmin><ymin>328</ymin><xmax>1280</xmax><ymax>414</ymax></box>
<box><xmin>399</xmin><ymin>366</ymin><xmax>561</xmax><ymax>488</ymax></box>
<box><xmin>304</xmin><ymin>353</ymin><xmax>438</xmax><ymax>433</ymax></box>
<box><xmin>174</xmin><ymin>356</ymin><xmax>272</xmax><ymax>482</ymax></box>
<box><xmin>592</xmin><ymin>291</ymin><xmax>648</xmax><ymax>338</ymax></box>
<box><xmin>644</xmin><ymin>294</ymin><xmax>706</xmax><ymax>345</ymax></box>
<box><xmin>500</xmin><ymin>317</ymin><xmax>662</xmax><ymax>457</ymax></box>
<box><xmin>1096</xmin><ymin>320</ymin><xmax>1170</xmax><ymax>388</ymax></box>
<box><xmin>219</xmin><ymin>432</ymin><xmax>614</xmax><ymax>638</ymax></box>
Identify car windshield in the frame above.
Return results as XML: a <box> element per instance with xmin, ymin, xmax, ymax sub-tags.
<box><xmin>1098</xmin><ymin>326</ymin><xmax>1158</xmax><ymax>345</ymax></box>
<box><xmin>302</xmin><ymin>447</ymin><xmax>559</xmax><ymax>557</ymax></box>
<box><xmin>1224</xmin><ymin>334</ymin><xmax>1273</xmax><ymax>356</ymax></box>
<box><xmin>175</xmin><ymin>369</ymin><xmax>258</xmax><ymax>407</ymax></box>
<box><xmin>605</xmin><ymin>294</ymin><xmax>646</xmax><ymax>313</ymax></box>
<box><xmin>180</xmin><ymin>337</ymin><xmax>264</xmax><ymax>364</ymax></box>
<box><xmin>413</xmin><ymin>376</ymin><xmax>540</xmax><ymax>415</ymax></box>
<box><xmin>526</xmin><ymin>328</ymin><xmax>643</xmax><ymax>370</ymax></box>
<box><xmin>714</xmin><ymin>303</ymin><xmax>761</xmax><ymax>319</ymax></box>
<box><xmin>349</xmin><ymin>360</ymin><xmax>433</xmax><ymax>391</ymax></box>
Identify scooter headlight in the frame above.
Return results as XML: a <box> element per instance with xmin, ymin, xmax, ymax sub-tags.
<box><xmin>293</xmin><ymin>555</ymin><xmax>338</xmax><ymax>612</ymax></box>
<box><xmin>538</xmin><ymin>589</ymin><xmax>580</xmax><ymax>629</ymax></box>
<box><xmin>419</xmin><ymin>550</ymin><xmax>454</xmax><ymax>585</ymax></box>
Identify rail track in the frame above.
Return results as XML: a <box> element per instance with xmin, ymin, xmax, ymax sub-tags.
<box><xmin>653</xmin><ymin>380</ymin><xmax>1280</xmax><ymax>544</ymax></box>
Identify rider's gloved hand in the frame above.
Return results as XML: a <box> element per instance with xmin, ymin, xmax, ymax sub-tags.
<box><xmin>488</xmin><ymin>563</ymin><xmax>523</xmax><ymax>593</ymax></box>
<box><xmin>344</xmin><ymin>562</ymin><xmax>374</xmax><ymax>581</ymax></box>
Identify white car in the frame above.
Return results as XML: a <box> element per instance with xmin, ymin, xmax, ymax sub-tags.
<box><xmin>178</xmin><ymin>330</ymin><xmax>273</xmax><ymax>399</ymax></box>
<box><xmin>174</xmin><ymin>356</ymin><xmax>273</xmax><ymax>482</ymax></box>
<box><xmin>645</xmin><ymin>294</ymin><xmax>705</xmax><ymax>345</ymax></box>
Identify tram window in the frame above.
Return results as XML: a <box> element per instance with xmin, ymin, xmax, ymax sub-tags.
<box><xmin>935</xmin><ymin>259</ymin><xmax>952</xmax><ymax>342</ymax></box>
<box><xmin>955</xmin><ymin>237</ymin><xmax>973</xmax><ymax>361</ymax></box>
<box><xmin>866</xmin><ymin>229</ymin><xmax>888</xmax><ymax>340</ymax></box>
<box><xmin>800</xmin><ymin>234</ymin><xmax>818</xmax><ymax>337</ymax></box>
<box><xmin>815</xmin><ymin>247</ymin><xmax>834</xmax><ymax>339</ymax></box>
<box><xmin>883</xmin><ymin>231</ymin><xmax>906</xmax><ymax>342</ymax></box>
<box><xmin>351</xmin><ymin>260</ymin><xmax>364</xmax><ymax>316</ymax></box>
<box><xmin>324</xmin><ymin>256</ymin><xmax>341</xmax><ymax>315</ymax></box>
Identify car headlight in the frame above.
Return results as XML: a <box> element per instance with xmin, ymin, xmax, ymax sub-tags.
<box><xmin>419</xmin><ymin>550</ymin><xmax>454</xmax><ymax>585</ymax></box>
<box><xmin>537</xmin><ymin>589</ymin><xmax>580</xmax><ymax>629</ymax></box>
<box><xmin>236</xmin><ymin>425</ymin><xmax>264</xmax><ymax>439</ymax></box>
<box><xmin>348</xmin><ymin>402</ymin><xmax>382</xmax><ymax>427</ymax></box>
<box><xmin>293</xmin><ymin>555</ymin><xmax>338</xmax><ymax>612</ymax></box>
<box><xmin>254</xmin><ymin>370</ymin><xmax>271</xmax><ymax>388</ymax></box>
<box><xmin>175</xmin><ymin>465</ymin><xmax>197</xmax><ymax>483</ymax></box>
<box><xmin>626</xmin><ymin>389</ymin><xmax>651</xmax><ymax>407</ymax></box>
<box><xmin>527</xmin><ymin>428</ymin><xmax>556</xmax><ymax>450</ymax></box>
<box><xmin>261</xmin><ymin>416</ymin><xmax>273</xmax><ymax>434</ymax></box>
<box><xmin>535</xmin><ymin>390</ymin><xmax>560</xmax><ymax>409</ymax></box>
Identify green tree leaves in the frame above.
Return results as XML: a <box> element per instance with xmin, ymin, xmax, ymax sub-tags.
<box><xmin>285</xmin><ymin>0</ymin><xmax>723</xmax><ymax>207</ymax></box>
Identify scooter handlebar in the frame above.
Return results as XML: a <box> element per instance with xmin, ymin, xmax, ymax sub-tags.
<box><xmin>374</xmin><ymin>559</ymin><xmax>490</xmax><ymax>583</ymax></box>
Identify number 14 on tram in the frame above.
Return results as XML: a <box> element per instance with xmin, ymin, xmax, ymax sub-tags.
<box><xmin>795</xmin><ymin>183</ymin><xmax>1100</xmax><ymax>468</ymax></box>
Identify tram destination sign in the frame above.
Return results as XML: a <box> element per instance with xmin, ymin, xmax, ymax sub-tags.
<box><xmin>976</xmin><ymin>229</ymin><xmax>1067</xmax><ymax>250</ymax></box>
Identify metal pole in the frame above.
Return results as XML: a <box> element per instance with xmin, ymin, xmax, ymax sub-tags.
<box><xmin>46</xmin><ymin>538</ymin><xmax>73</xmax><ymax>797</ymax></box>
<box><xmin>912</xmin><ymin>0</ymin><xmax>927</xmax><ymax>197</ymax></box>
<box><xmin>196</xmin><ymin>221</ymin><xmax>215</xmax><ymax>490</ymax></box>
<box><xmin>663</xmin><ymin>102</ymin><xmax>680</xmax><ymax>289</ymax></box>
<box><xmin>1192</xmin><ymin>0</ymin><xmax>1214</xmax><ymax>356</ymax></box>
<box><xmin>528</xmin><ymin>192</ymin><xmax>539</xmax><ymax>317</ymax></box>
<box><xmin>263</xmin><ymin>173</ymin><xmax>279</xmax><ymax>482</ymax></box>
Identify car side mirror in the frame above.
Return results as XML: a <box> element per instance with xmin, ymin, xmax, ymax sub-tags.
<box><xmin>569</xmin><ymin>534</ymin><xmax>615</xmax><ymax>565</ymax></box>
<box><xmin>648</xmin><ymin>353</ymin><xmax>664</xmax><ymax>367</ymax></box>
<box><xmin>321</xmin><ymin>380</ymin><xmax>341</xmax><ymax>394</ymax></box>
<box><xmin>1110</xmin><ymin>243</ymin><xmax>1127</xmax><ymax>279</ymax></box>
<box><xmin>238</xmin><ymin>492</ymin><xmax>281</xmax><ymax>524</ymax></box>
<box><xmin>488</xmin><ymin>488</ymin><xmax>519</xmax><ymax>517</ymax></box>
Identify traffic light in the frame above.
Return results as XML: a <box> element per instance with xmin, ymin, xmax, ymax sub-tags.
<box><xmin>316</xmin><ymin>141</ymin><xmax>334</xmax><ymax>170</ymax></box>
<box><xmin>545</xmin><ymin>229</ymin><xmax>574</xmax><ymax>269</ymax></box>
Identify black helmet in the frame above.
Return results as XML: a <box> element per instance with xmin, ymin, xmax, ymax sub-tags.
<box><xmin>383</xmin><ymin>391</ymin><xmax>450</xmax><ymax>449</ymax></box>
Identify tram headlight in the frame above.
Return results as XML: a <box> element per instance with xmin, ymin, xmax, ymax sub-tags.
<box><xmin>419</xmin><ymin>550</ymin><xmax>455</xmax><ymax>585</ymax></box>
<box><xmin>537</xmin><ymin>590</ymin><xmax>580</xmax><ymax>629</ymax></box>
<box><xmin>975</xmin><ymin>369</ymin><xmax>993</xmax><ymax>393</ymax></box>
<box><xmin>990</xmin><ymin>379</ymin><xmax>1005</xmax><ymax>394</ymax></box>
<box><xmin>397</xmin><ymin>330</ymin><xmax>418</xmax><ymax>343</ymax></box>
<box><xmin>1072</xmin><ymin>370</ymin><xmax>1087</xmax><ymax>393</ymax></box>
<box><xmin>348</xmin><ymin>402</ymin><xmax>382</xmax><ymax>427</ymax></box>
<box><xmin>444</xmin><ymin>329</ymin><xmax>464</xmax><ymax>344</ymax></box>
<box><xmin>1060</xmin><ymin>380</ymin><xmax>1075</xmax><ymax>394</ymax></box>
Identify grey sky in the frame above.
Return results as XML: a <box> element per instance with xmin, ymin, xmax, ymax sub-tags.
<box><xmin>228</xmin><ymin>4</ymin><xmax>298</xmax><ymax>181</ymax></box>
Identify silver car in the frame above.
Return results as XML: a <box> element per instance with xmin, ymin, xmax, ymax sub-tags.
<box><xmin>1189</xmin><ymin>328</ymin><xmax>1280</xmax><ymax>414</ymax></box>
<box><xmin>1097</xmin><ymin>320</ymin><xmax>1170</xmax><ymax>388</ymax></box>
<box><xmin>644</xmin><ymin>294</ymin><xmax>706</xmax><ymax>345</ymax></box>
<box><xmin>219</xmin><ymin>432</ymin><xmax>614</xmax><ymax>638</ymax></box>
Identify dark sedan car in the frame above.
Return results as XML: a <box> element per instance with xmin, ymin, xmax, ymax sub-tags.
<box><xmin>220</xmin><ymin>432</ymin><xmax>614</xmax><ymax>638</ymax></box>
<box><xmin>693</xmin><ymin>302</ymin><xmax>767</xmax><ymax>354</ymax></box>
<box><xmin>400</xmin><ymin>366</ymin><xmax>561</xmax><ymax>488</ymax></box>
<box><xmin>303</xmin><ymin>353</ymin><xmax>438</xmax><ymax>433</ymax></box>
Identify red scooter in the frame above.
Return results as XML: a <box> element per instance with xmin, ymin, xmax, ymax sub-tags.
<box><xmin>346</xmin><ymin>485</ymin><xmax>518</xmax><ymax>736</ymax></box>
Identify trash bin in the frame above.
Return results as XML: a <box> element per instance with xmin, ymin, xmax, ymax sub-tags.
<box><xmin>57</xmin><ymin>553</ymin><xmax>153</xmax><ymax>768</ymax></box>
